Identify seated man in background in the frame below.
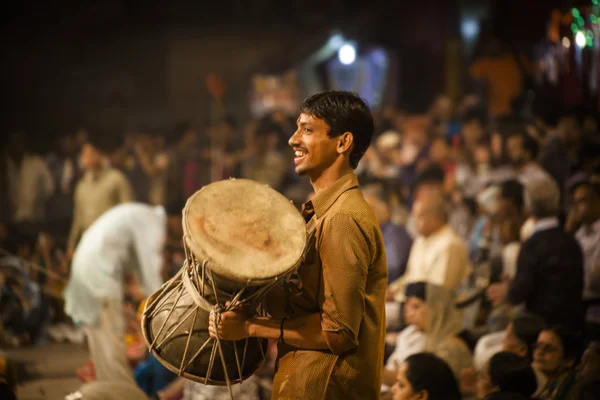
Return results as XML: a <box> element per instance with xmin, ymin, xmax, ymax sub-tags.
<box><xmin>487</xmin><ymin>178</ymin><xmax>585</xmax><ymax>330</ymax></box>
<box><xmin>401</xmin><ymin>189</ymin><xmax>471</xmax><ymax>291</ymax></box>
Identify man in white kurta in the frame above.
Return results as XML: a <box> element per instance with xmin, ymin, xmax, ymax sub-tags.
<box><xmin>389</xmin><ymin>190</ymin><xmax>471</xmax><ymax>299</ymax></box>
<box><xmin>64</xmin><ymin>202</ymin><xmax>178</xmax><ymax>383</ymax></box>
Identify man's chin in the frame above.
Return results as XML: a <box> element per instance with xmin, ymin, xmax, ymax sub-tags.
<box><xmin>295</xmin><ymin>166</ymin><xmax>308</xmax><ymax>176</ymax></box>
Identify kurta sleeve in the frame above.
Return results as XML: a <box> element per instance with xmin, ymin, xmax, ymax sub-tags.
<box><xmin>318</xmin><ymin>213</ymin><xmax>371</xmax><ymax>355</ymax></box>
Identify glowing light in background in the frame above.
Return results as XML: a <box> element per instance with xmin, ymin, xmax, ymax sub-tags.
<box><xmin>328</xmin><ymin>34</ymin><xmax>344</xmax><ymax>50</ymax></box>
<box><xmin>575</xmin><ymin>31</ymin><xmax>586</xmax><ymax>48</ymax></box>
<box><xmin>338</xmin><ymin>44</ymin><xmax>356</xmax><ymax>65</ymax></box>
<box><xmin>461</xmin><ymin>18</ymin><xmax>479</xmax><ymax>41</ymax></box>
<box><xmin>562</xmin><ymin>37</ymin><xmax>571</xmax><ymax>48</ymax></box>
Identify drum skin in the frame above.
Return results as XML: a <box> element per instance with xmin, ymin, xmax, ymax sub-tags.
<box><xmin>183</xmin><ymin>179</ymin><xmax>307</xmax><ymax>289</ymax></box>
<box><xmin>141</xmin><ymin>278</ymin><xmax>267</xmax><ymax>385</ymax></box>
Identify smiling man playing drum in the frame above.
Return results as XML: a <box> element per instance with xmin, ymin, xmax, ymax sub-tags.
<box><xmin>209</xmin><ymin>91</ymin><xmax>387</xmax><ymax>399</ymax></box>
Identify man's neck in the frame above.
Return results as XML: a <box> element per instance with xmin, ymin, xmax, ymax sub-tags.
<box><xmin>423</xmin><ymin>223</ymin><xmax>446</xmax><ymax>239</ymax></box>
<box><xmin>309</xmin><ymin>164</ymin><xmax>353</xmax><ymax>194</ymax></box>
<box><xmin>87</xmin><ymin>164</ymin><xmax>105</xmax><ymax>179</ymax></box>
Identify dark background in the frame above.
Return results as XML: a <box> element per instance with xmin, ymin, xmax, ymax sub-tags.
<box><xmin>1</xmin><ymin>0</ymin><xmax>578</xmax><ymax>141</ymax></box>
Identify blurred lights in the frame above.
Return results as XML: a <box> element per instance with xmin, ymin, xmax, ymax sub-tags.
<box><xmin>328</xmin><ymin>34</ymin><xmax>345</xmax><ymax>49</ymax></box>
<box><xmin>338</xmin><ymin>44</ymin><xmax>356</xmax><ymax>65</ymax></box>
<box><xmin>575</xmin><ymin>31</ymin><xmax>587</xmax><ymax>48</ymax></box>
<box><xmin>562</xmin><ymin>37</ymin><xmax>571</xmax><ymax>48</ymax></box>
<box><xmin>461</xmin><ymin>18</ymin><xmax>479</xmax><ymax>40</ymax></box>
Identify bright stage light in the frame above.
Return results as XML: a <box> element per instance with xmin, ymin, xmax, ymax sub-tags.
<box><xmin>575</xmin><ymin>31</ymin><xmax>586</xmax><ymax>48</ymax></box>
<box><xmin>338</xmin><ymin>44</ymin><xmax>356</xmax><ymax>65</ymax></box>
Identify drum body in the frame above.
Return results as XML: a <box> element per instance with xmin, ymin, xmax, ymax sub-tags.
<box><xmin>142</xmin><ymin>179</ymin><xmax>307</xmax><ymax>386</ymax></box>
<box><xmin>141</xmin><ymin>271</ymin><xmax>267</xmax><ymax>385</ymax></box>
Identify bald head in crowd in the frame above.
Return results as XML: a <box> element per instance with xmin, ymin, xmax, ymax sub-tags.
<box><xmin>413</xmin><ymin>189</ymin><xmax>449</xmax><ymax>237</ymax></box>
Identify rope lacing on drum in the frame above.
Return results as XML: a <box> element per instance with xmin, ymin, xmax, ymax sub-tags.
<box><xmin>145</xmin><ymin>242</ymin><xmax>269</xmax><ymax>400</ymax></box>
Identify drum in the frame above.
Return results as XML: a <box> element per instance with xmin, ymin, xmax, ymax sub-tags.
<box><xmin>182</xmin><ymin>178</ymin><xmax>308</xmax><ymax>291</ymax></box>
<box><xmin>142</xmin><ymin>179</ymin><xmax>308</xmax><ymax>389</ymax></box>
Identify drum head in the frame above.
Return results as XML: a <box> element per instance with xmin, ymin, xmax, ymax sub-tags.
<box><xmin>183</xmin><ymin>179</ymin><xmax>307</xmax><ymax>285</ymax></box>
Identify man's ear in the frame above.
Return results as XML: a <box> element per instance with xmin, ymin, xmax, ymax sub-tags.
<box><xmin>416</xmin><ymin>390</ymin><xmax>429</xmax><ymax>400</ymax></box>
<box><xmin>337</xmin><ymin>131</ymin><xmax>354</xmax><ymax>154</ymax></box>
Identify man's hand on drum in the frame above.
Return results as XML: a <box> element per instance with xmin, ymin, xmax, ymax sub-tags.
<box><xmin>208</xmin><ymin>302</ymin><xmax>250</xmax><ymax>341</ymax></box>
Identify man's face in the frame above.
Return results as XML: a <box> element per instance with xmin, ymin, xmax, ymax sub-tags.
<box><xmin>506</xmin><ymin>135</ymin><xmax>527</xmax><ymax>167</ymax></box>
<box><xmin>79</xmin><ymin>143</ymin><xmax>102</xmax><ymax>169</ymax></box>
<box><xmin>288</xmin><ymin>113</ymin><xmax>341</xmax><ymax>178</ymax></box>
<box><xmin>412</xmin><ymin>200</ymin><xmax>440</xmax><ymax>237</ymax></box>
<box><xmin>571</xmin><ymin>185</ymin><xmax>594</xmax><ymax>224</ymax></box>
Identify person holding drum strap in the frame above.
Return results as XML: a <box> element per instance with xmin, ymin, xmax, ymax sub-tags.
<box><xmin>64</xmin><ymin>201</ymin><xmax>184</xmax><ymax>385</ymax></box>
<box><xmin>209</xmin><ymin>91</ymin><xmax>388</xmax><ymax>399</ymax></box>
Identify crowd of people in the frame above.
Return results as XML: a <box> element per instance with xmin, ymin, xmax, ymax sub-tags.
<box><xmin>1</xmin><ymin>73</ymin><xmax>600</xmax><ymax>398</ymax></box>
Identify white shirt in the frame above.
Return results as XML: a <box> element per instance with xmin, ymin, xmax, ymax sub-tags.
<box><xmin>403</xmin><ymin>225</ymin><xmax>472</xmax><ymax>290</ymax></box>
<box><xmin>5</xmin><ymin>154</ymin><xmax>54</xmax><ymax>222</ymax></box>
<box><xmin>474</xmin><ymin>330</ymin><xmax>505</xmax><ymax>371</ymax></box>
<box><xmin>502</xmin><ymin>242</ymin><xmax>521</xmax><ymax>279</ymax></box>
<box><xmin>531</xmin><ymin>216</ymin><xmax>560</xmax><ymax>234</ymax></box>
<box><xmin>64</xmin><ymin>203</ymin><xmax>166</xmax><ymax>326</ymax></box>
<box><xmin>385</xmin><ymin>325</ymin><xmax>425</xmax><ymax>369</ymax></box>
<box><xmin>517</xmin><ymin>163</ymin><xmax>553</xmax><ymax>186</ymax></box>
<box><xmin>576</xmin><ymin>219</ymin><xmax>600</xmax><ymax>324</ymax></box>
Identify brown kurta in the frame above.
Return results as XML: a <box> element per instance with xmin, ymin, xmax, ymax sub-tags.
<box><xmin>68</xmin><ymin>167</ymin><xmax>134</xmax><ymax>250</ymax></box>
<box><xmin>271</xmin><ymin>173</ymin><xmax>387</xmax><ymax>399</ymax></box>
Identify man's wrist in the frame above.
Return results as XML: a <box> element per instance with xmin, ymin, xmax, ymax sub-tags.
<box><xmin>245</xmin><ymin>319</ymin><xmax>255</xmax><ymax>337</ymax></box>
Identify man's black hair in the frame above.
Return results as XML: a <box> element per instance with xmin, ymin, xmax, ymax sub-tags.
<box><xmin>499</xmin><ymin>179</ymin><xmax>525</xmax><ymax>212</ymax></box>
<box><xmin>300</xmin><ymin>91</ymin><xmax>374</xmax><ymax>168</ymax></box>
